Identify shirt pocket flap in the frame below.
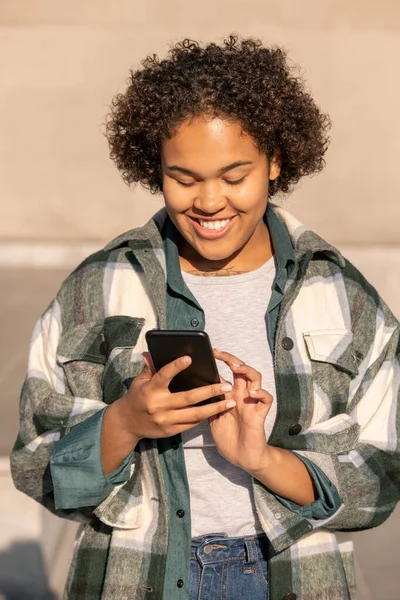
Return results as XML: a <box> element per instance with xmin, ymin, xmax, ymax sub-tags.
<box><xmin>56</xmin><ymin>317</ymin><xmax>145</xmax><ymax>399</ymax></box>
<box><xmin>102</xmin><ymin>317</ymin><xmax>146</xmax><ymax>404</ymax></box>
<box><xmin>56</xmin><ymin>324</ymin><xmax>105</xmax><ymax>398</ymax></box>
<box><xmin>103</xmin><ymin>316</ymin><xmax>145</xmax><ymax>355</ymax></box>
<box><xmin>57</xmin><ymin>317</ymin><xmax>145</xmax><ymax>364</ymax></box>
<box><xmin>301</xmin><ymin>414</ymin><xmax>360</xmax><ymax>453</ymax></box>
<box><xmin>303</xmin><ymin>329</ymin><xmax>362</xmax><ymax>376</ymax></box>
<box><xmin>57</xmin><ymin>324</ymin><xmax>105</xmax><ymax>365</ymax></box>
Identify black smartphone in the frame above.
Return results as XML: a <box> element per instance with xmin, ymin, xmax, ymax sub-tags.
<box><xmin>145</xmin><ymin>329</ymin><xmax>223</xmax><ymax>405</ymax></box>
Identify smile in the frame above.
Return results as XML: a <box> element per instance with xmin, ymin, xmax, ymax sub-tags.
<box><xmin>189</xmin><ymin>216</ymin><xmax>236</xmax><ymax>239</ymax></box>
<box><xmin>198</xmin><ymin>218</ymin><xmax>230</xmax><ymax>230</ymax></box>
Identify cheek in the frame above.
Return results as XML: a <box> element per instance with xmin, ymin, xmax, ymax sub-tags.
<box><xmin>162</xmin><ymin>182</ymin><xmax>191</xmax><ymax>214</ymax></box>
<box><xmin>230</xmin><ymin>182</ymin><xmax>268</xmax><ymax>215</ymax></box>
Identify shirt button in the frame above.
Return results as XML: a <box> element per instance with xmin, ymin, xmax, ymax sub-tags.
<box><xmin>282</xmin><ymin>337</ymin><xmax>294</xmax><ymax>351</ymax></box>
<box><xmin>177</xmin><ymin>579</ymin><xmax>184</xmax><ymax>588</ymax></box>
<box><xmin>284</xmin><ymin>594</ymin><xmax>297</xmax><ymax>600</ymax></box>
<box><xmin>172</xmin><ymin>443</ymin><xmax>180</xmax><ymax>450</ymax></box>
<box><xmin>176</xmin><ymin>509</ymin><xmax>185</xmax><ymax>518</ymax></box>
<box><xmin>191</xmin><ymin>318</ymin><xmax>199</xmax><ymax>327</ymax></box>
<box><xmin>274</xmin><ymin>512</ymin><xmax>282</xmax><ymax>520</ymax></box>
<box><xmin>289</xmin><ymin>423</ymin><xmax>302</xmax><ymax>436</ymax></box>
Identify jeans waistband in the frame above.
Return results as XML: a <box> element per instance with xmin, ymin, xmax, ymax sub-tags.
<box><xmin>190</xmin><ymin>533</ymin><xmax>269</xmax><ymax>564</ymax></box>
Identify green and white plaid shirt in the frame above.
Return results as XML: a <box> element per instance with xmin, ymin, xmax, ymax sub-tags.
<box><xmin>11</xmin><ymin>205</ymin><xmax>400</xmax><ymax>600</ymax></box>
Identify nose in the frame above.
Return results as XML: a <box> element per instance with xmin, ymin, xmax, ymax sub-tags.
<box><xmin>193</xmin><ymin>180</ymin><xmax>227</xmax><ymax>214</ymax></box>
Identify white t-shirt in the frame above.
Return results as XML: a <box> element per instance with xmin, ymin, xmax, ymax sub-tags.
<box><xmin>182</xmin><ymin>257</ymin><xmax>277</xmax><ymax>537</ymax></box>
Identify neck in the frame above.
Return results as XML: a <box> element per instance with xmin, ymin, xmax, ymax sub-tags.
<box><xmin>179</xmin><ymin>222</ymin><xmax>273</xmax><ymax>276</ymax></box>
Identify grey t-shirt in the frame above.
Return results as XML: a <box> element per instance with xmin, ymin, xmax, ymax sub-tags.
<box><xmin>182</xmin><ymin>258</ymin><xmax>277</xmax><ymax>537</ymax></box>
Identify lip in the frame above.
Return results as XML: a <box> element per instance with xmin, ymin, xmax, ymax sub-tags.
<box><xmin>188</xmin><ymin>216</ymin><xmax>236</xmax><ymax>240</ymax></box>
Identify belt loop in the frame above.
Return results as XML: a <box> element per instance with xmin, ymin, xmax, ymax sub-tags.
<box><xmin>244</xmin><ymin>539</ymin><xmax>258</xmax><ymax>565</ymax></box>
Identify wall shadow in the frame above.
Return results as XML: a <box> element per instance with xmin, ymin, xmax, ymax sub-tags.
<box><xmin>0</xmin><ymin>541</ymin><xmax>57</xmax><ymax>600</ymax></box>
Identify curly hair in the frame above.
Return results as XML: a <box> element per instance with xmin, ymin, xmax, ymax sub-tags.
<box><xmin>105</xmin><ymin>35</ymin><xmax>331</xmax><ymax>197</ymax></box>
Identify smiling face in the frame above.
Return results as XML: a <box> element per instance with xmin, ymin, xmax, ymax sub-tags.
<box><xmin>161</xmin><ymin>116</ymin><xmax>281</xmax><ymax>273</ymax></box>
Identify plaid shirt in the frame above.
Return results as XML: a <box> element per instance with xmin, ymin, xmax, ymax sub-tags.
<box><xmin>10</xmin><ymin>206</ymin><xmax>400</xmax><ymax>600</ymax></box>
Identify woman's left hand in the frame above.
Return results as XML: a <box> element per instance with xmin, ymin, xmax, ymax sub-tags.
<box><xmin>209</xmin><ymin>349</ymin><xmax>274</xmax><ymax>474</ymax></box>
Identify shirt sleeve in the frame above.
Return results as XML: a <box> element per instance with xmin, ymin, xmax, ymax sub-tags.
<box><xmin>273</xmin><ymin>452</ymin><xmax>342</xmax><ymax>519</ymax></box>
<box><xmin>50</xmin><ymin>407</ymin><xmax>136</xmax><ymax>510</ymax></box>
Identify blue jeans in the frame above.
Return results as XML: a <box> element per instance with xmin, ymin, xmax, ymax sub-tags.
<box><xmin>189</xmin><ymin>533</ymin><xmax>269</xmax><ymax>600</ymax></box>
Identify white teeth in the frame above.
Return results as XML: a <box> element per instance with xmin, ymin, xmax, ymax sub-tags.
<box><xmin>198</xmin><ymin>219</ymin><xmax>230</xmax><ymax>230</ymax></box>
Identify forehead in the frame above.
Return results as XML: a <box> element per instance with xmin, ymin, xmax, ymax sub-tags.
<box><xmin>162</xmin><ymin>117</ymin><xmax>261</xmax><ymax>166</ymax></box>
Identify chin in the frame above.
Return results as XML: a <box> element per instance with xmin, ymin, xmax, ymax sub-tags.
<box><xmin>195</xmin><ymin>247</ymin><xmax>235</xmax><ymax>262</ymax></box>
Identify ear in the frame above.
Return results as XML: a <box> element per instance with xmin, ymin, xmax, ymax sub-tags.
<box><xmin>269</xmin><ymin>149</ymin><xmax>281</xmax><ymax>181</ymax></box>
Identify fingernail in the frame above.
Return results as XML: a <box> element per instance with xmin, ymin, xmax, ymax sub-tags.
<box><xmin>249</xmin><ymin>389</ymin><xmax>258</xmax><ymax>395</ymax></box>
<box><xmin>182</xmin><ymin>356</ymin><xmax>190</xmax><ymax>364</ymax></box>
<box><xmin>230</xmin><ymin>362</ymin><xmax>241</xmax><ymax>368</ymax></box>
<box><xmin>221</xmin><ymin>383</ymin><xmax>232</xmax><ymax>392</ymax></box>
<box><xmin>226</xmin><ymin>400</ymin><xmax>236</xmax><ymax>409</ymax></box>
<box><xmin>214</xmin><ymin>348</ymin><xmax>221</xmax><ymax>352</ymax></box>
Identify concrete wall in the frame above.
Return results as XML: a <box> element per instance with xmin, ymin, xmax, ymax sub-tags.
<box><xmin>1</xmin><ymin>0</ymin><xmax>400</xmax><ymax>246</ymax></box>
<box><xmin>1</xmin><ymin>3</ymin><xmax>400</xmax><ymax>599</ymax></box>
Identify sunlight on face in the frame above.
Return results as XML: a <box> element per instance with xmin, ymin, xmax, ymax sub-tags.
<box><xmin>161</xmin><ymin>116</ymin><xmax>280</xmax><ymax>272</ymax></box>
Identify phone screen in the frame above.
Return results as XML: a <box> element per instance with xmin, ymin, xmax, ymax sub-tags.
<box><xmin>145</xmin><ymin>330</ymin><xmax>223</xmax><ymax>404</ymax></box>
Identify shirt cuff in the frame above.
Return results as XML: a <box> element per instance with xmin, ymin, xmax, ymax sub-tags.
<box><xmin>273</xmin><ymin>451</ymin><xmax>342</xmax><ymax>519</ymax></box>
<box><xmin>50</xmin><ymin>407</ymin><xmax>136</xmax><ymax>510</ymax></box>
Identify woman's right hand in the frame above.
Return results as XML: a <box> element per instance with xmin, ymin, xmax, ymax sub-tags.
<box><xmin>101</xmin><ymin>354</ymin><xmax>234</xmax><ymax>474</ymax></box>
<box><xmin>115</xmin><ymin>354</ymin><xmax>234</xmax><ymax>441</ymax></box>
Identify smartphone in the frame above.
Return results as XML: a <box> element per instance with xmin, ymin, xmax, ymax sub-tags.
<box><xmin>145</xmin><ymin>329</ymin><xmax>223</xmax><ymax>405</ymax></box>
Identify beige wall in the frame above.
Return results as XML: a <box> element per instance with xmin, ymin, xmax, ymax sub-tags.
<box><xmin>1</xmin><ymin>0</ymin><xmax>400</xmax><ymax>246</ymax></box>
<box><xmin>1</xmin><ymin>5</ymin><xmax>400</xmax><ymax>599</ymax></box>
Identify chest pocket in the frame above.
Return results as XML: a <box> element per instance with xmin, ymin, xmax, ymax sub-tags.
<box><xmin>301</xmin><ymin>329</ymin><xmax>363</xmax><ymax>453</ymax></box>
<box><xmin>102</xmin><ymin>316</ymin><xmax>145</xmax><ymax>404</ymax></box>
<box><xmin>303</xmin><ymin>329</ymin><xmax>361</xmax><ymax>375</ymax></box>
<box><xmin>57</xmin><ymin>316</ymin><xmax>145</xmax><ymax>404</ymax></box>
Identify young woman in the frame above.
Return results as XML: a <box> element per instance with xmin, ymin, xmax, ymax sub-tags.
<box><xmin>11</xmin><ymin>37</ymin><xmax>400</xmax><ymax>600</ymax></box>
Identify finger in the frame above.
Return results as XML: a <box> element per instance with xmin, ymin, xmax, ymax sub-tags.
<box><xmin>142</xmin><ymin>352</ymin><xmax>156</xmax><ymax>376</ymax></box>
<box><xmin>174</xmin><ymin>396</ymin><xmax>236</xmax><ymax>425</ymax></box>
<box><xmin>228</xmin><ymin>363</ymin><xmax>262</xmax><ymax>391</ymax></box>
<box><xmin>248</xmin><ymin>388</ymin><xmax>273</xmax><ymax>400</ymax></box>
<box><xmin>213</xmin><ymin>349</ymin><xmax>247</xmax><ymax>392</ymax></box>
<box><xmin>213</xmin><ymin>348</ymin><xmax>245</xmax><ymax>366</ymax></box>
<box><xmin>219</xmin><ymin>374</ymin><xmax>234</xmax><ymax>389</ymax></box>
<box><xmin>170</xmin><ymin>381</ymin><xmax>233</xmax><ymax>409</ymax></box>
<box><xmin>135</xmin><ymin>357</ymin><xmax>153</xmax><ymax>381</ymax></box>
<box><xmin>152</xmin><ymin>355</ymin><xmax>192</xmax><ymax>389</ymax></box>
<box><xmin>248</xmin><ymin>388</ymin><xmax>274</xmax><ymax>410</ymax></box>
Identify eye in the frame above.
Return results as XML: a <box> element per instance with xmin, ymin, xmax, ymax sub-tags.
<box><xmin>176</xmin><ymin>179</ymin><xmax>196</xmax><ymax>188</ymax></box>
<box><xmin>224</xmin><ymin>176</ymin><xmax>246</xmax><ymax>186</ymax></box>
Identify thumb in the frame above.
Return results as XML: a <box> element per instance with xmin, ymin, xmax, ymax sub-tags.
<box><xmin>132</xmin><ymin>353</ymin><xmax>154</xmax><ymax>383</ymax></box>
<box><xmin>141</xmin><ymin>351</ymin><xmax>156</xmax><ymax>377</ymax></box>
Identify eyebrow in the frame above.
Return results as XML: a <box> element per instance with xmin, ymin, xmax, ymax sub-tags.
<box><xmin>165</xmin><ymin>161</ymin><xmax>253</xmax><ymax>178</ymax></box>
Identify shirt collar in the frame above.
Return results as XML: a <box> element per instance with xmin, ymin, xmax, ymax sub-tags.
<box><xmin>264</xmin><ymin>204</ymin><xmax>295</xmax><ymax>282</ymax></box>
<box><xmin>163</xmin><ymin>204</ymin><xmax>295</xmax><ymax>295</ymax></box>
<box><xmin>163</xmin><ymin>217</ymin><xmax>185</xmax><ymax>295</ymax></box>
